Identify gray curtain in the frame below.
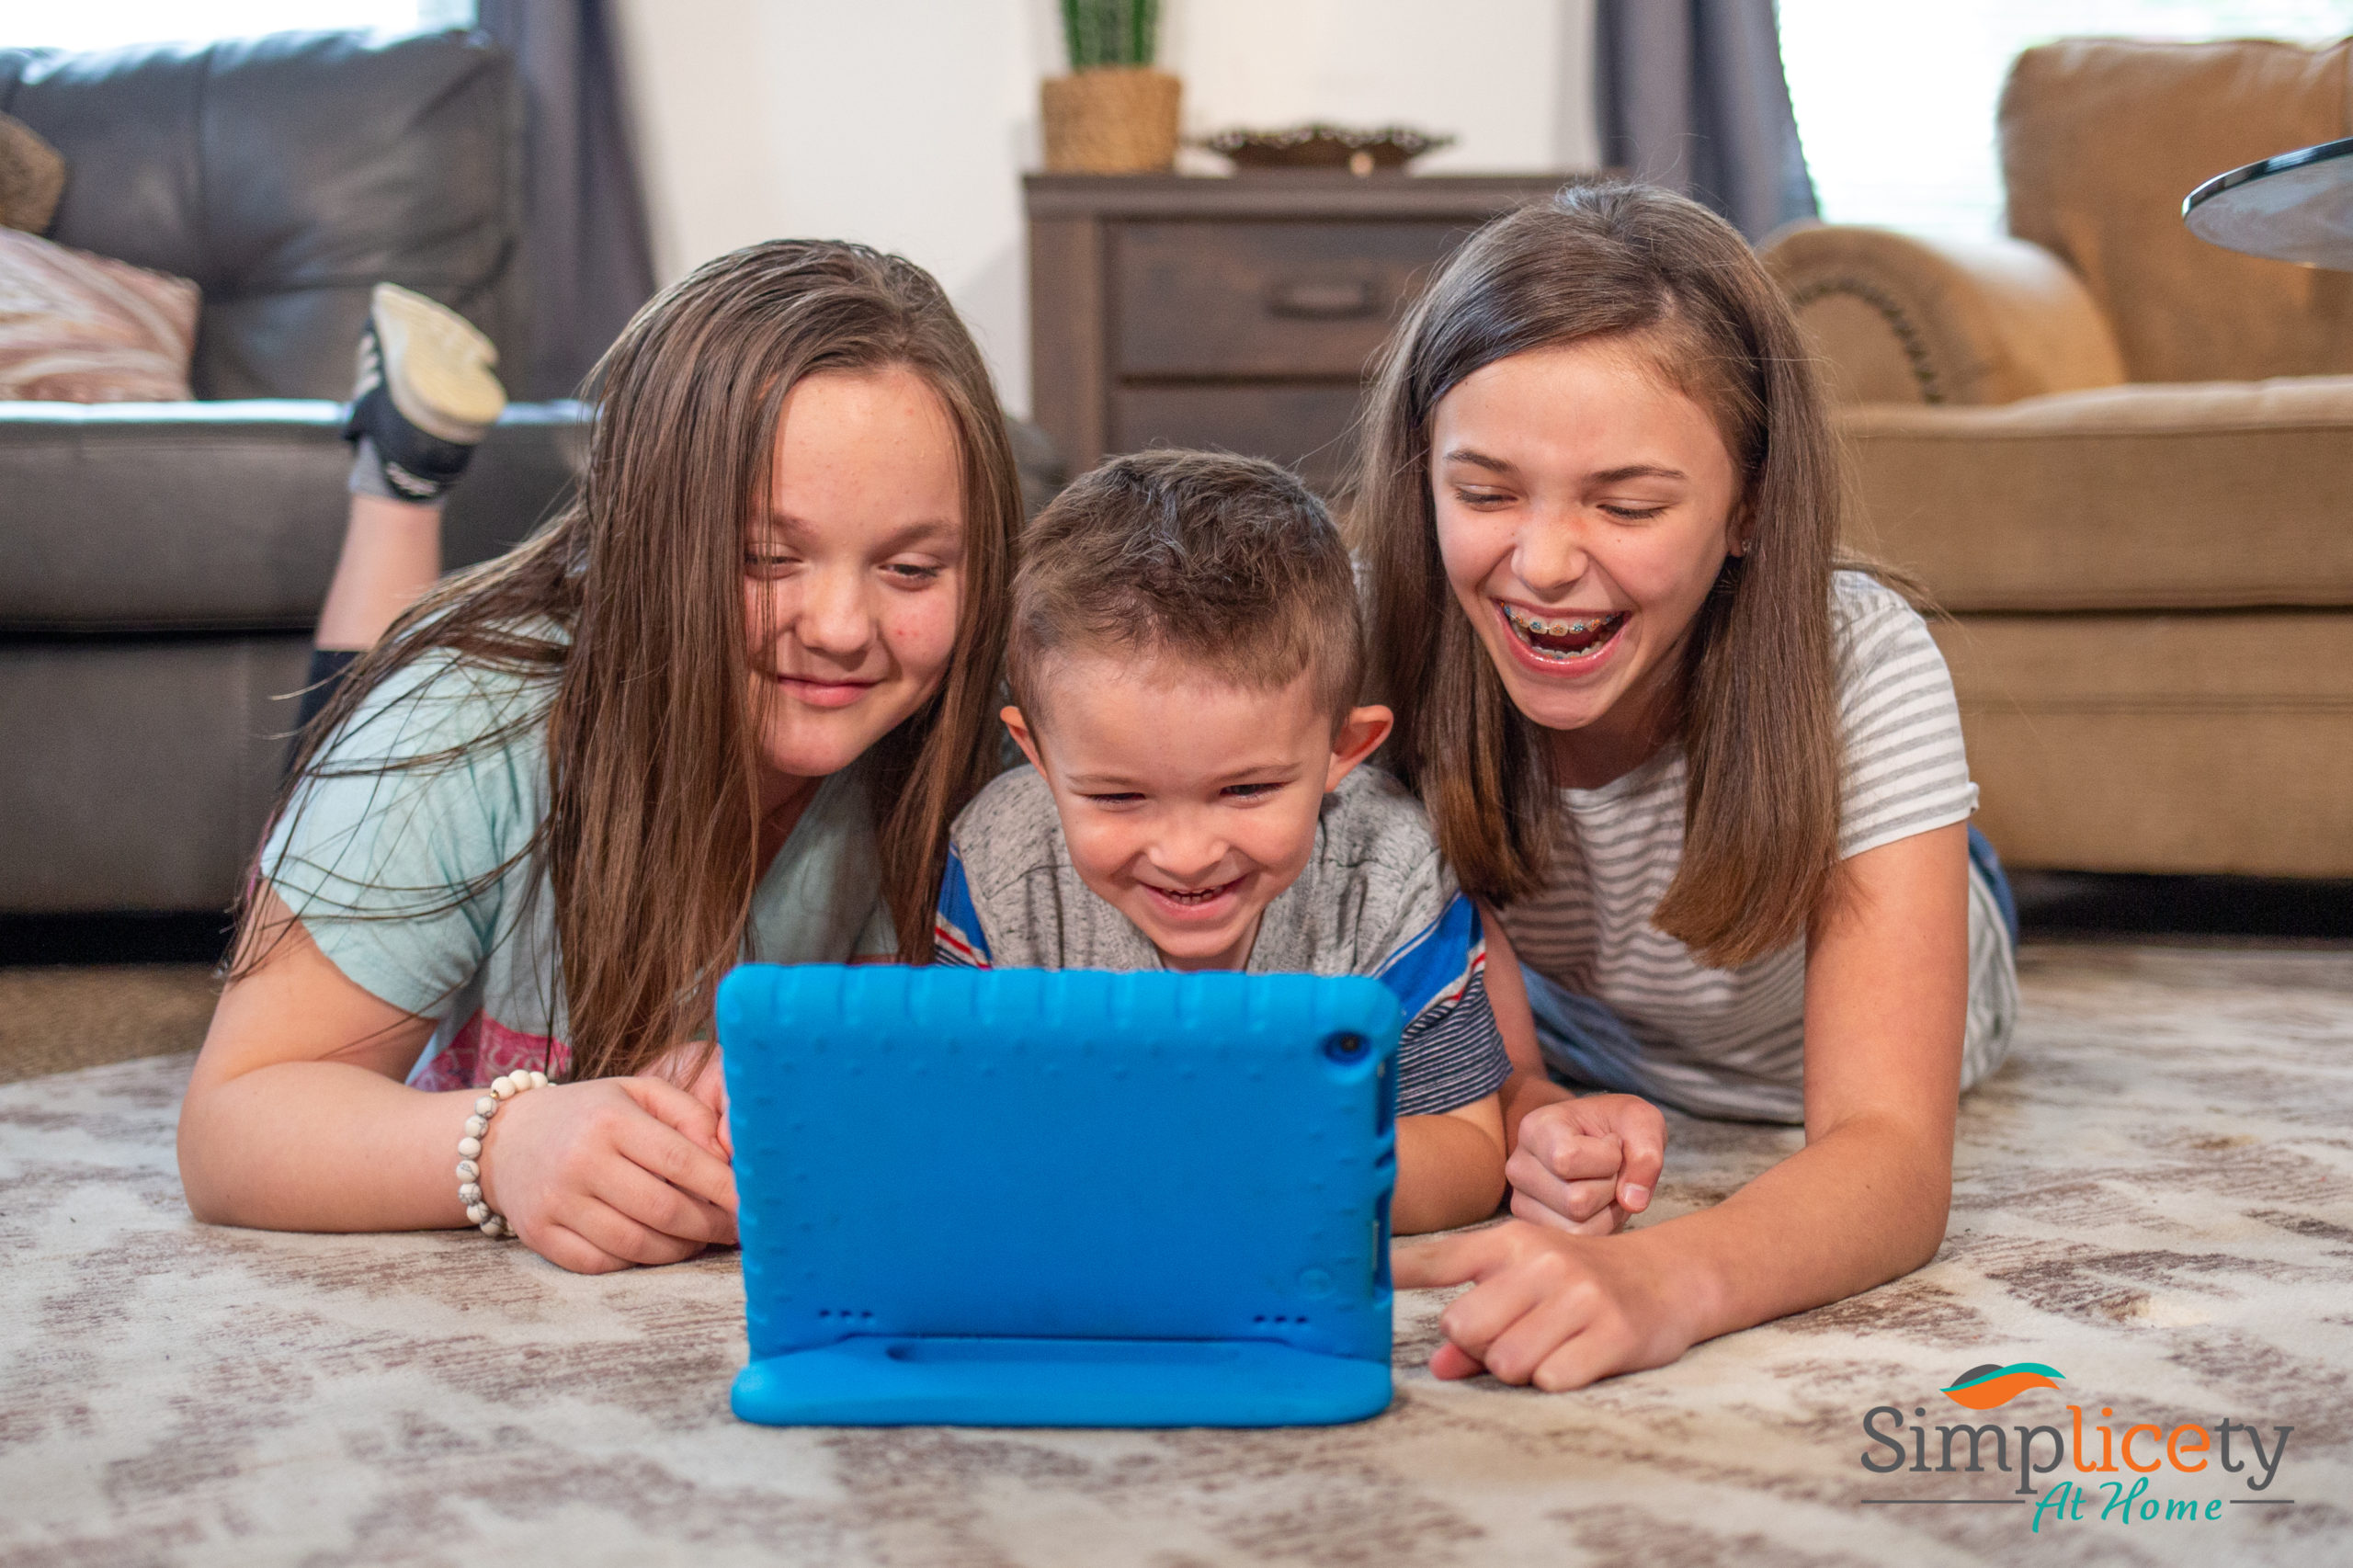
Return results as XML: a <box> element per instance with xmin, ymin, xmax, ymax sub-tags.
<box><xmin>477</xmin><ymin>0</ymin><xmax>657</xmax><ymax>399</ymax></box>
<box><xmin>1593</xmin><ymin>0</ymin><xmax>1816</xmax><ymax>242</ymax></box>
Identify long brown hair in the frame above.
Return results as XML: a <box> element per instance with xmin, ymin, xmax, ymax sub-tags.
<box><xmin>1352</xmin><ymin>182</ymin><xmax>1846</xmax><ymax>969</ymax></box>
<box><xmin>242</xmin><ymin>241</ymin><xmax>1020</xmax><ymax>1077</ymax></box>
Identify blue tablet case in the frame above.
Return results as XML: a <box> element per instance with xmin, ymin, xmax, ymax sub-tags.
<box><xmin>718</xmin><ymin>963</ymin><xmax>1401</xmax><ymax>1428</ymax></box>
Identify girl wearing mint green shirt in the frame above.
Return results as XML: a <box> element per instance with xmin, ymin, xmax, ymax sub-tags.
<box><xmin>178</xmin><ymin>242</ymin><xmax>1024</xmax><ymax>1275</ymax></box>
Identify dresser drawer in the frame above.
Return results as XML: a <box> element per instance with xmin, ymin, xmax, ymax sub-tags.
<box><xmin>1114</xmin><ymin>221</ymin><xmax>1471</xmax><ymax>379</ymax></box>
<box><xmin>1110</xmin><ymin>384</ymin><xmax>1369</xmax><ymax>493</ymax></box>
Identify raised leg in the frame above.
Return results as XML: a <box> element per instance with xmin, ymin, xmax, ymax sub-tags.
<box><xmin>299</xmin><ymin>285</ymin><xmax>506</xmax><ymax>734</ymax></box>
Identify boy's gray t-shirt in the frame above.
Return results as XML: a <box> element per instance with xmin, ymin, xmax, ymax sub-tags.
<box><xmin>934</xmin><ymin>765</ymin><xmax>1513</xmax><ymax>1117</ymax></box>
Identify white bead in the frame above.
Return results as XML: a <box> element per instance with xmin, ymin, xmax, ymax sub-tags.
<box><xmin>465</xmin><ymin>1202</ymin><xmax>490</xmax><ymax>1225</ymax></box>
<box><xmin>463</xmin><ymin>1115</ymin><xmax>488</xmax><ymax>1138</ymax></box>
<box><xmin>457</xmin><ymin>1136</ymin><xmax>483</xmax><ymax>1158</ymax></box>
<box><xmin>474</xmin><ymin>1096</ymin><xmax>496</xmax><ymax>1117</ymax></box>
<box><xmin>459</xmin><ymin>1183</ymin><xmax>481</xmax><ymax>1204</ymax></box>
<box><xmin>455</xmin><ymin>1158</ymin><xmax>479</xmax><ymax>1182</ymax></box>
<box><xmin>480</xmin><ymin>1217</ymin><xmax>504</xmax><ymax>1236</ymax></box>
<box><xmin>528</xmin><ymin>1071</ymin><xmax>549</xmax><ymax>1088</ymax></box>
<box><xmin>492</xmin><ymin>1076</ymin><xmax>516</xmax><ymax>1098</ymax></box>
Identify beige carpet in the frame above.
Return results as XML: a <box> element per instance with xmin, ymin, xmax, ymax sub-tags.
<box><xmin>1</xmin><ymin>943</ymin><xmax>2348</xmax><ymax>1566</ymax></box>
<box><xmin>0</xmin><ymin>963</ymin><xmax>218</xmax><ymax>1083</ymax></box>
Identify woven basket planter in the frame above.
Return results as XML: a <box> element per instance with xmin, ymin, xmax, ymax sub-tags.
<box><xmin>1041</xmin><ymin>66</ymin><xmax>1180</xmax><ymax>174</ymax></box>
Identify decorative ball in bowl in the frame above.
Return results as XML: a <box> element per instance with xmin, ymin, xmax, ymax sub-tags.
<box><xmin>1199</xmin><ymin>123</ymin><xmax>1455</xmax><ymax>176</ymax></box>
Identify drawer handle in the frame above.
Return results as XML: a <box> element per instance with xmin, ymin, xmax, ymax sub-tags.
<box><xmin>1266</xmin><ymin>276</ymin><xmax>1380</xmax><ymax>319</ymax></box>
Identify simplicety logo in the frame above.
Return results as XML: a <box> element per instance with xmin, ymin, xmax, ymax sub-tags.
<box><xmin>1860</xmin><ymin>1359</ymin><xmax>2296</xmax><ymax>1530</ymax></box>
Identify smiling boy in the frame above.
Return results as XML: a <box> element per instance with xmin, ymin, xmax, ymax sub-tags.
<box><xmin>932</xmin><ymin>451</ymin><xmax>1511</xmax><ymax>1232</ymax></box>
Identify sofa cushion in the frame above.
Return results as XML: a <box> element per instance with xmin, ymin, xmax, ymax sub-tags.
<box><xmin>0</xmin><ymin>31</ymin><xmax>523</xmax><ymax>400</ymax></box>
<box><xmin>2001</xmin><ymin>39</ymin><xmax>2353</xmax><ymax>384</ymax></box>
<box><xmin>0</xmin><ymin>109</ymin><xmax>63</xmax><ymax>233</ymax></box>
<box><xmin>1936</xmin><ymin>611</ymin><xmax>2353</xmax><ymax>876</ymax></box>
<box><xmin>0</xmin><ymin>635</ymin><xmax>309</xmax><ymax>911</ymax></box>
<box><xmin>0</xmin><ymin>401</ymin><xmax>584</xmax><ymax>631</ymax></box>
<box><xmin>0</xmin><ymin>228</ymin><xmax>197</xmax><ymax>401</ymax></box>
<box><xmin>1842</xmin><ymin>378</ymin><xmax>2353</xmax><ymax>611</ymax></box>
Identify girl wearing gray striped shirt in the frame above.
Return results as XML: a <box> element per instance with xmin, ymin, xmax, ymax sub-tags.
<box><xmin>1355</xmin><ymin>182</ymin><xmax>2018</xmax><ymax>1392</ymax></box>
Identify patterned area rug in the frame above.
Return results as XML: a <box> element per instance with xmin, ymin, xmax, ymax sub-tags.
<box><xmin>2</xmin><ymin>943</ymin><xmax>2347</xmax><ymax>1567</ymax></box>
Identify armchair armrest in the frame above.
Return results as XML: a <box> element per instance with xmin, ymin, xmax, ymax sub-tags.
<box><xmin>1762</xmin><ymin>224</ymin><xmax>2127</xmax><ymax>405</ymax></box>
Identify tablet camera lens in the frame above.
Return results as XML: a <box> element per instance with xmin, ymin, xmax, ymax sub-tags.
<box><xmin>1322</xmin><ymin>1032</ymin><xmax>1367</xmax><ymax>1063</ymax></box>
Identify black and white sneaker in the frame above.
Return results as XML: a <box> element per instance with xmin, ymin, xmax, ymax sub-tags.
<box><xmin>341</xmin><ymin>283</ymin><xmax>507</xmax><ymax>503</ymax></box>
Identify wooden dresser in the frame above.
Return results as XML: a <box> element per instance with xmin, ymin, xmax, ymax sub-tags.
<box><xmin>1025</xmin><ymin>172</ymin><xmax>1575</xmax><ymax>493</ymax></box>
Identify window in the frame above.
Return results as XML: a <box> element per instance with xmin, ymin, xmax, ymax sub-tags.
<box><xmin>1</xmin><ymin>0</ymin><xmax>474</xmax><ymax>52</ymax></box>
<box><xmin>1778</xmin><ymin>1</ymin><xmax>2353</xmax><ymax>242</ymax></box>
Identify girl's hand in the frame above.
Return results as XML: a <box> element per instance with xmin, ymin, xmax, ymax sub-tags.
<box><xmin>1394</xmin><ymin>1221</ymin><xmax>1699</xmax><ymax>1391</ymax></box>
<box><xmin>1506</xmin><ymin>1093</ymin><xmax>1665</xmax><ymax>1234</ymax></box>
<box><xmin>651</xmin><ymin>1040</ymin><xmax>731</xmax><ymax>1158</ymax></box>
<box><xmin>476</xmin><ymin>1076</ymin><xmax>739</xmax><ymax>1274</ymax></box>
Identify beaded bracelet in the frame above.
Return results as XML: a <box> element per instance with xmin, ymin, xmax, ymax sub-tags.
<box><xmin>456</xmin><ymin>1070</ymin><xmax>549</xmax><ymax>1238</ymax></box>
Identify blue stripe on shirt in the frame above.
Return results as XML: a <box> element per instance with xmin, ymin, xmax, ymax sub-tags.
<box><xmin>1373</xmin><ymin>892</ymin><xmax>1482</xmax><ymax>1028</ymax></box>
<box><xmin>1377</xmin><ymin>892</ymin><xmax>1511</xmax><ymax>1115</ymax></box>
<box><xmin>932</xmin><ymin>848</ymin><xmax>991</xmax><ymax>968</ymax></box>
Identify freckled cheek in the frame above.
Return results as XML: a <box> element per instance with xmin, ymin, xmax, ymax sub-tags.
<box><xmin>1614</xmin><ymin>529</ymin><xmax>1722</xmax><ymax>616</ymax></box>
<box><xmin>1434</xmin><ymin>506</ymin><xmax>1513</xmax><ymax>599</ymax></box>
<box><xmin>744</xmin><ymin>575</ymin><xmax>802</xmax><ymax>638</ymax></box>
<box><xmin>877</xmin><ymin>587</ymin><xmax>961</xmax><ymax>676</ymax></box>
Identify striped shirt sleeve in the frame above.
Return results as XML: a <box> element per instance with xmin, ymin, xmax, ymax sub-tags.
<box><xmin>1834</xmin><ymin>574</ymin><xmax>1978</xmax><ymax>860</ymax></box>
<box><xmin>1374</xmin><ymin>892</ymin><xmax>1513</xmax><ymax>1116</ymax></box>
<box><xmin>931</xmin><ymin>846</ymin><xmax>992</xmax><ymax>968</ymax></box>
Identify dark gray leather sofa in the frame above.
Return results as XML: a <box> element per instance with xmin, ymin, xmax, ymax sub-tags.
<box><xmin>0</xmin><ymin>31</ymin><xmax>583</xmax><ymax>914</ymax></box>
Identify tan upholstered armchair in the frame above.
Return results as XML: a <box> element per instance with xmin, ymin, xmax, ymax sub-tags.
<box><xmin>1763</xmin><ymin>38</ymin><xmax>2353</xmax><ymax>877</ymax></box>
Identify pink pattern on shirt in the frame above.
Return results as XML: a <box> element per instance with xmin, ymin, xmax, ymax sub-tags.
<box><xmin>413</xmin><ymin>1010</ymin><xmax>572</xmax><ymax>1091</ymax></box>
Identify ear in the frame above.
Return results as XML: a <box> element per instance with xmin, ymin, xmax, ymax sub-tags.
<box><xmin>1001</xmin><ymin>704</ymin><xmax>1047</xmax><ymax>775</ymax></box>
<box><xmin>1725</xmin><ymin>494</ymin><xmax>1753</xmax><ymax>558</ymax></box>
<box><xmin>1324</xmin><ymin>704</ymin><xmax>1394</xmax><ymax>793</ymax></box>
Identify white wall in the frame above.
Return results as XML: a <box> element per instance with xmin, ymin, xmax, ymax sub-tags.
<box><xmin>614</xmin><ymin>0</ymin><xmax>1598</xmax><ymax>420</ymax></box>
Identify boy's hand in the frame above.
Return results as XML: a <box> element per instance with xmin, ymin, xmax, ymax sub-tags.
<box><xmin>476</xmin><ymin>1076</ymin><xmax>738</xmax><ymax>1274</ymax></box>
<box><xmin>1506</xmin><ymin>1094</ymin><xmax>1665</xmax><ymax>1234</ymax></box>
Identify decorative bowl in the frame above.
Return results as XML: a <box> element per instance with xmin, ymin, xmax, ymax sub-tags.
<box><xmin>1199</xmin><ymin>123</ymin><xmax>1454</xmax><ymax>176</ymax></box>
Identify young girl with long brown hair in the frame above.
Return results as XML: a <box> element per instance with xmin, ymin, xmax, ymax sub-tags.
<box><xmin>1359</xmin><ymin>183</ymin><xmax>2019</xmax><ymax>1387</ymax></box>
<box><xmin>177</xmin><ymin>241</ymin><xmax>1023</xmax><ymax>1275</ymax></box>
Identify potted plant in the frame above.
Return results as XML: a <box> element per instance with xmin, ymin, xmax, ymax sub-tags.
<box><xmin>1040</xmin><ymin>0</ymin><xmax>1177</xmax><ymax>175</ymax></box>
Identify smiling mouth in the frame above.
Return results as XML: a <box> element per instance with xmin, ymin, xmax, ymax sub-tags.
<box><xmin>770</xmin><ymin>672</ymin><xmax>878</xmax><ymax>699</ymax></box>
<box><xmin>1144</xmin><ymin>875</ymin><xmax>1245</xmax><ymax>909</ymax></box>
<box><xmin>1499</xmin><ymin>602</ymin><xmax>1627</xmax><ymax>663</ymax></box>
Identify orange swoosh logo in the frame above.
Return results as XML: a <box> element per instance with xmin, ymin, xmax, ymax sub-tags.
<box><xmin>1941</xmin><ymin>1362</ymin><xmax>2065</xmax><ymax>1409</ymax></box>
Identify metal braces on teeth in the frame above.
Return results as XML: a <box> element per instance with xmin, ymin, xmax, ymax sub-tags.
<box><xmin>1506</xmin><ymin>606</ymin><xmax>1620</xmax><ymax>640</ymax></box>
